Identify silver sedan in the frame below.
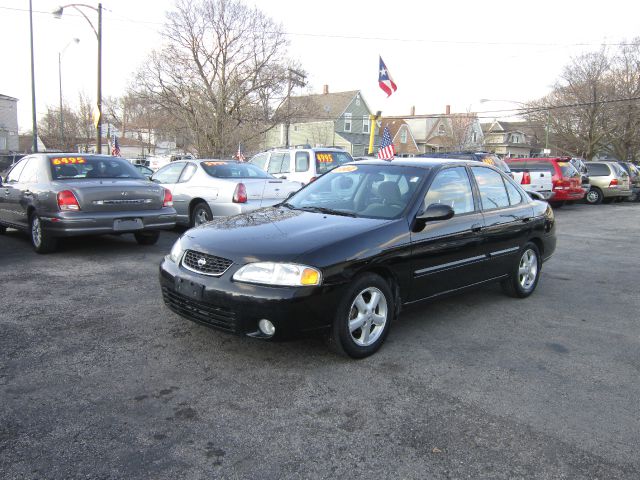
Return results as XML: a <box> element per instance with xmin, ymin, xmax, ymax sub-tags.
<box><xmin>151</xmin><ymin>160</ymin><xmax>302</xmax><ymax>226</ymax></box>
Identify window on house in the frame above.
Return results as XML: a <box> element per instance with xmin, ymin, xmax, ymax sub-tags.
<box><xmin>400</xmin><ymin>129</ymin><xmax>407</xmax><ymax>144</ymax></box>
<box><xmin>438</xmin><ymin>124</ymin><xmax>446</xmax><ymax>135</ymax></box>
<box><xmin>471</xmin><ymin>131</ymin><xmax>477</xmax><ymax>143</ymax></box>
<box><xmin>0</xmin><ymin>136</ymin><xmax>6</xmax><ymax>150</ymax></box>
<box><xmin>355</xmin><ymin>97</ymin><xmax>361</xmax><ymax>106</ymax></box>
<box><xmin>344</xmin><ymin>113</ymin><xmax>352</xmax><ymax>132</ymax></box>
<box><xmin>363</xmin><ymin>118</ymin><xmax>370</xmax><ymax>134</ymax></box>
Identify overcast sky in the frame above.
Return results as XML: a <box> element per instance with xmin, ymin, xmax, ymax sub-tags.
<box><xmin>2</xmin><ymin>0</ymin><xmax>640</xmax><ymax>132</ymax></box>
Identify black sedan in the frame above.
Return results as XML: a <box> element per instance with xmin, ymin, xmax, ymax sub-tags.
<box><xmin>0</xmin><ymin>154</ymin><xmax>176</xmax><ymax>253</ymax></box>
<box><xmin>159</xmin><ymin>159</ymin><xmax>556</xmax><ymax>358</ymax></box>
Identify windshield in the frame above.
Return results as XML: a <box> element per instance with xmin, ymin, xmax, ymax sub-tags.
<box><xmin>285</xmin><ymin>163</ymin><xmax>428</xmax><ymax>219</ymax></box>
<box><xmin>314</xmin><ymin>151</ymin><xmax>353</xmax><ymax>175</ymax></box>
<box><xmin>200</xmin><ymin>161</ymin><xmax>272</xmax><ymax>178</ymax></box>
<box><xmin>50</xmin><ymin>156</ymin><xmax>144</xmax><ymax>180</ymax></box>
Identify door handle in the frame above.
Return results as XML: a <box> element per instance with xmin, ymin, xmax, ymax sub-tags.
<box><xmin>4</xmin><ymin>188</ymin><xmax>9</xmax><ymax>195</ymax></box>
<box><xmin>521</xmin><ymin>217</ymin><xmax>531</xmax><ymax>223</ymax></box>
<box><xmin>23</xmin><ymin>190</ymin><xmax>33</xmax><ymax>196</ymax></box>
<box><xmin>471</xmin><ymin>223</ymin><xmax>482</xmax><ymax>232</ymax></box>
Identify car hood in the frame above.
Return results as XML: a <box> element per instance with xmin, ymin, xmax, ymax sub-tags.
<box><xmin>180</xmin><ymin>206</ymin><xmax>392</xmax><ymax>264</ymax></box>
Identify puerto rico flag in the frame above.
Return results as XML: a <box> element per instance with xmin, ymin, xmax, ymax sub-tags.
<box><xmin>378</xmin><ymin>56</ymin><xmax>397</xmax><ymax>97</ymax></box>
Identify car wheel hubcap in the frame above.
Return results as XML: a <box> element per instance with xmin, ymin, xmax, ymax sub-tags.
<box><xmin>348</xmin><ymin>287</ymin><xmax>388</xmax><ymax>347</ymax></box>
<box><xmin>32</xmin><ymin>217</ymin><xmax>41</xmax><ymax>247</ymax></box>
<box><xmin>195</xmin><ymin>208</ymin><xmax>210</xmax><ymax>225</ymax></box>
<box><xmin>518</xmin><ymin>249</ymin><xmax>538</xmax><ymax>290</ymax></box>
<box><xmin>587</xmin><ymin>191</ymin><xmax>598</xmax><ymax>202</ymax></box>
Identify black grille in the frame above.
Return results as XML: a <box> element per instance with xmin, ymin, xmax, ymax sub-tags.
<box><xmin>162</xmin><ymin>287</ymin><xmax>237</xmax><ymax>332</ymax></box>
<box><xmin>182</xmin><ymin>250</ymin><xmax>232</xmax><ymax>276</ymax></box>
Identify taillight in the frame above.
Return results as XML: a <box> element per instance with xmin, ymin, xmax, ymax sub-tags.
<box><xmin>521</xmin><ymin>172</ymin><xmax>531</xmax><ymax>185</ymax></box>
<box><xmin>233</xmin><ymin>183</ymin><xmax>247</xmax><ymax>203</ymax></box>
<box><xmin>57</xmin><ymin>190</ymin><xmax>80</xmax><ymax>211</ymax></box>
<box><xmin>609</xmin><ymin>178</ymin><xmax>619</xmax><ymax>187</ymax></box>
<box><xmin>163</xmin><ymin>188</ymin><xmax>173</xmax><ymax>207</ymax></box>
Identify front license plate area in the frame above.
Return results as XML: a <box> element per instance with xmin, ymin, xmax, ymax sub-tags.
<box><xmin>175</xmin><ymin>277</ymin><xmax>204</xmax><ymax>301</ymax></box>
<box><xmin>114</xmin><ymin>218</ymin><xmax>143</xmax><ymax>231</ymax></box>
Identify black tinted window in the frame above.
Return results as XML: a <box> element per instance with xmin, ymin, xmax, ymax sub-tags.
<box><xmin>49</xmin><ymin>156</ymin><xmax>144</xmax><ymax>180</ymax></box>
<box><xmin>315</xmin><ymin>151</ymin><xmax>352</xmax><ymax>174</ymax></box>
<box><xmin>557</xmin><ymin>161</ymin><xmax>579</xmax><ymax>178</ymax></box>
<box><xmin>585</xmin><ymin>163</ymin><xmax>611</xmax><ymax>176</ymax></box>
<box><xmin>523</xmin><ymin>160</ymin><xmax>555</xmax><ymax>174</ymax></box>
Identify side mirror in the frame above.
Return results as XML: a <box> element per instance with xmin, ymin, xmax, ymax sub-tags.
<box><xmin>413</xmin><ymin>203</ymin><xmax>454</xmax><ymax>232</ymax></box>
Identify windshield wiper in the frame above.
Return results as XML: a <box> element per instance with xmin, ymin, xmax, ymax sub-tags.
<box><xmin>299</xmin><ymin>206</ymin><xmax>357</xmax><ymax>217</ymax></box>
<box><xmin>278</xmin><ymin>202</ymin><xmax>298</xmax><ymax>210</ymax></box>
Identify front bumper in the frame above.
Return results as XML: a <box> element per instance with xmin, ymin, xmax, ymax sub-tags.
<box><xmin>41</xmin><ymin>208</ymin><xmax>176</xmax><ymax>237</ymax></box>
<box><xmin>159</xmin><ymin>257</ymin><xmax>344</xmax><ymax>338</ymax></box>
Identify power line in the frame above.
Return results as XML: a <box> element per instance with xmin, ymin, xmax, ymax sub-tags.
<box><xmin>2</xmin><ymin>6</ymin><xmax>639</xmax><ymax>48</ymax></box>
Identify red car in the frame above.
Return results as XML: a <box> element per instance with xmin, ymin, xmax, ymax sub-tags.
<box><xmin>505</xmin><ymin>157</ymin><xmax>586</xmax><ymax>206</ymax></box>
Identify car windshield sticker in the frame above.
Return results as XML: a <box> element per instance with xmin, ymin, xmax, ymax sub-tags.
<box><xmin>51</xmin><ymin>157</ymin><xmax>86</xmax><ymax>165</ymax></box>
<box><xmin>203</xmin><ymin>161</ymin><xmax>226</xmax><ymax>166</ymax></box>
<box><xmin>333</xmin><ymin>165</ymin><xmax>358</xmax><ymax>173</ymax></box>
<box><xmin>557</xmin><ymin>162</ymin><xmax>569</xmax><ymax>166</ymax></box>
<box><xmin>316</xmin><ymin>153</ymin><xmax>334</xmax><ymax>163</ymax></box>
<box><xmin>482</xmin><ymin>157</ymin><xmax>495</xmax><ymax>166</ymax></box>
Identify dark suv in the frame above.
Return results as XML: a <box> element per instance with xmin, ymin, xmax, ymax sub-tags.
<box><xmin>417</xmin><ymin>152</ymin><xmax>512</xmax><ymax>176</ymax></box>
<box><xmin>617</xmin><ymin>162</ymin><xmax>640</xmax><ymax>201</ymax></box>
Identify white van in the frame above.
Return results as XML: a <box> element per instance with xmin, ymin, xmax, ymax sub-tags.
<box><xmin>249</xmin><ymin>147</ymin><xmax>353</xmax><ymax>186</ymax></box>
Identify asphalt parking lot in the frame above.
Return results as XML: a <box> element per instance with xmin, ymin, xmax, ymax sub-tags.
<box><xmin>1</xmin><ymin>202</ymin><xmax>639</xmax><ymax>479</ymax></box>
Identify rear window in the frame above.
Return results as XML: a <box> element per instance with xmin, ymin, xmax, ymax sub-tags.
<box><xmin>557</xmin><ymin>161</ymin><xmax>580</xmax><ymax>178</ymax></box>
<box><xmin>520</xmin><ymin>160</ymin><xmax>555</xmax><ymax>174</ymax></box>
<box><xmin>314</xmin><ymin>151</ymin><xmax>353</xmax><ymax>174</ymax></box>
<box><xmin>50</xmin><ymin>156</ymin><xmax>144</xmax><ymax>180</ymax></box>
<box><xmin>200</xmin><ymin>161</ymin><xmax>271</xmax><ymax>179</ymax></box>
<box><xmin>585</xmin><ymin>163</ymin><xmax>611</xmax><ymax>176</ymax></box>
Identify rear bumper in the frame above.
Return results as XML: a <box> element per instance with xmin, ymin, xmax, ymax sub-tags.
<box><xmin>41</xmin><ymin>208</ymin><xmax>176</xmax><ymax>237</ymax></box>
<box><xmin>551</xmin><ymin>188</ymin><xmax>585</xmax><ymax>201</ymax></box>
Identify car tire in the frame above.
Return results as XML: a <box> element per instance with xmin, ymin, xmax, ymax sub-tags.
<box><xmin>585</xmin><ymin>188</ymin><xmax>603</xmax><ymax>205</ymax></box>
<box><xmin>501</xmin><ymin>242</ymin><xmax>541</xmax><ymax>299</ymax></box>
<box><xmin>191</xmin><ymin>202</ymin><xmax>213</xmax><ymax>227</ymax></box>
<box><xmin>30</xmin><ymin>213</ymin><xmax>57</xmax><ymax>254</ymax></box>
<box><xmin>550</xmin><ymin>201</ymin><xmax>565</xmax><ymax>208</ymax></box>
<box><xmin>134</xmin><ymin>230</ymin><xmax>160</xmax><ymax>245</ymax></box>
<box><xmin>329</xmin><ymin>273</ymin><xmax>394</xmax><ymax>359</ymax></box>
<box><xmin>614</xmin><ymin>196</ymin><xmax>625</xmax><ymax>203</ymax></box>
<box><xmin>0</xmin><ymin>224</ymin><xmax>6</xmax><ymax>234</ymax></box>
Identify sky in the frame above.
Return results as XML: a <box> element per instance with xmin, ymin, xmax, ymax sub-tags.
<box><xmin>2</xmin><ymin>0</ymin><xmax>640</xmax><ymax>133</ymax></box>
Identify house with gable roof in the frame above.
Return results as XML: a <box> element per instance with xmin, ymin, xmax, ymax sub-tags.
<box><xmin>480</xmin><ymin>120</ymin><xmax>544</xmax><ymax>158</ymax></box>
<box><xmin>263</xmin><ymin>86</ymin><xmax>379</xmax><ymax>156</ymax></box>
<box><xmin>378</xmin><ymin>118</ymin><xmax>420</xmax><ymax>157</ymax></box>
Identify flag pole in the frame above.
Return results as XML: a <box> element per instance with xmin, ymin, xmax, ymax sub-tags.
<box><xmin>368</xmin><ymin>111</ymin><xmax>381</xmax><ymax>155</ymax></box>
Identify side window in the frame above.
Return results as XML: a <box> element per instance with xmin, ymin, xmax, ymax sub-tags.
<box><xmin>19</xmin><ymin>158</ymin><xmax>40</xmax><ymax>183</ymax></box>
<box><xmin>504</xmin><ymin>177</ymin><xmax>524</xmax><ymax>205</ymax></box>
<box><xmin>585</xmin><ymin>163</ymin><xmax>610</xmax><ymax>176</ymax></box>
<box><xmin>471</xmin><ymin>167</ymin><xmax>510</xmax><ymax>210</ymax></box>
<box><xmin>424</xmin><ymin>167</ymin><xmax>475</xmax><ymax>215</ymax></box>
<box><xmin>280</xmin><ymin>153</ymin><xmax>291</xmax><ymax>173</ymax></box>
<box><xmin>5</xmin><ymin>158</ymin><xmax>29</xmax><ymax>183</ymax></box>
<box><xmin>249</xmin><ymin>153</ymin><xmax>268</xmax><ymax>170</ymax></box>
<box><xmin>295</xmin><ymin>152</ymin><xmax>309</xmax><ymax>172</ymax></box>
<box><xmin>152</xmin><ymin>162</ymin><xmax>185</xmax><ymax>184</ymax></box>
<box><xmin>179</xmin><ymin>163</ymin><xmax>198</xmax><ymax>183</ymax></box>
<box><xmin>267</xmin><ymin>154</ymin><xmax>284</xmax><ymax>174</ymax></box>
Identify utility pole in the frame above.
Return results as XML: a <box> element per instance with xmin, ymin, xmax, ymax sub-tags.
<box><xmin>29</xmin><ymin>0</ymin><xmax>38</xmax><ymax>153</ymax></box>
<box><xmin>368</xmin><ymin>111</ymin><xmax>382</xmax><ymax>154</ymax></box>
<box><xmin>284</xmin><ymin>68</ymin><xmax>306</xmax><ymax>147</ymax></box>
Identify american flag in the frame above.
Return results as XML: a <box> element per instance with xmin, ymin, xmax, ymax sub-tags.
<box><xmin>378</xmin><ymin>56</ymin><xmax>397</xmax><ymax>97</ymax></box>
<box><xmin>111</xmin><ymin>135</ymin><xmax>121</xmax><ymax>157</ymax></box>
<box><xmin>235</xmin><ymin>143</ymin><xmax>246</xmax><ymax>161</ymax></box>
<box><xmin>377</xmin><ymin>127</ymin><xmax>395</xmax><ymax>160</ymax></box>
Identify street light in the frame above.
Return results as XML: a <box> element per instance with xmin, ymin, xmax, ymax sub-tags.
<box><xmin>59</xmin><ymin>38</ymin><xmax>80</xmax><ymax>151</ymax></box>
<box><xmin>53</xmin><ymin>3</ymin><xmax>103</xmax><ymax>154</ymax></box>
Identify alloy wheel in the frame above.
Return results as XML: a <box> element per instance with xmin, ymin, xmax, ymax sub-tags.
<box><xmin>31</xmin><ymin>216</ymin><xmax>42</xmax><ymax>247</ymax></box>
<box><xmin>195</xmin><ymin>208</ymin><xmax>210</xmax><ymax>225</ymax></box>
<box><xmin>348</xmin><ymin>287</ymin><xmax>388</xmax><ymax>347</ymax></box>
<box><xmin>518</xmin><ymin>249</ymin><xmax>538</xmax><ymax>290</ymax></box>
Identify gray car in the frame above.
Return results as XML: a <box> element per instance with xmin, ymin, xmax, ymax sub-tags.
<box><xmin>150</xmin><ymin>160</ymin><xmax>301</xmax><ymax>226</ymax></box>
<box><xmin>0</xmin><ymin>154</ymin><xmax>176</xmax><ymax>253</ymax></box>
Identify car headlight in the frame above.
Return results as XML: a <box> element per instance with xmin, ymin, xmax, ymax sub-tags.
<box><xmin>169</xmin><ymin>237</ymin><xmax>184</xmax><ymax>263</ymax></box>
<box><xmin>232</xmin><ymin>262</ymin><xmax>322</xmax><ymax>287</ymax></box>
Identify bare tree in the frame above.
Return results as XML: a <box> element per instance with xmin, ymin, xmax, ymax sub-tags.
<box><xmin>133</xmin><ymin>0</ymin><xmax>299</xmax><ymax>157</ymax></box>
<box><xmin>445</xmin><ymin>113</ymin><xmax>478</xmax><ymax>151</ymax></box>
<box><xmin>603</xmin><ymin>39</ymin><xmax>640</xmax><ymax>161</ymax></box>
<box><xmin>526</xmin><ymin>49</ymin><xmax>613</xmax><ymax>160</ymax></box>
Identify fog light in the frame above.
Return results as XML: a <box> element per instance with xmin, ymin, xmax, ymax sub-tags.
<box><xmin>258</xmin><ymin>319</ymin><xmax>275</xmax><ymax>336</ymax></box>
